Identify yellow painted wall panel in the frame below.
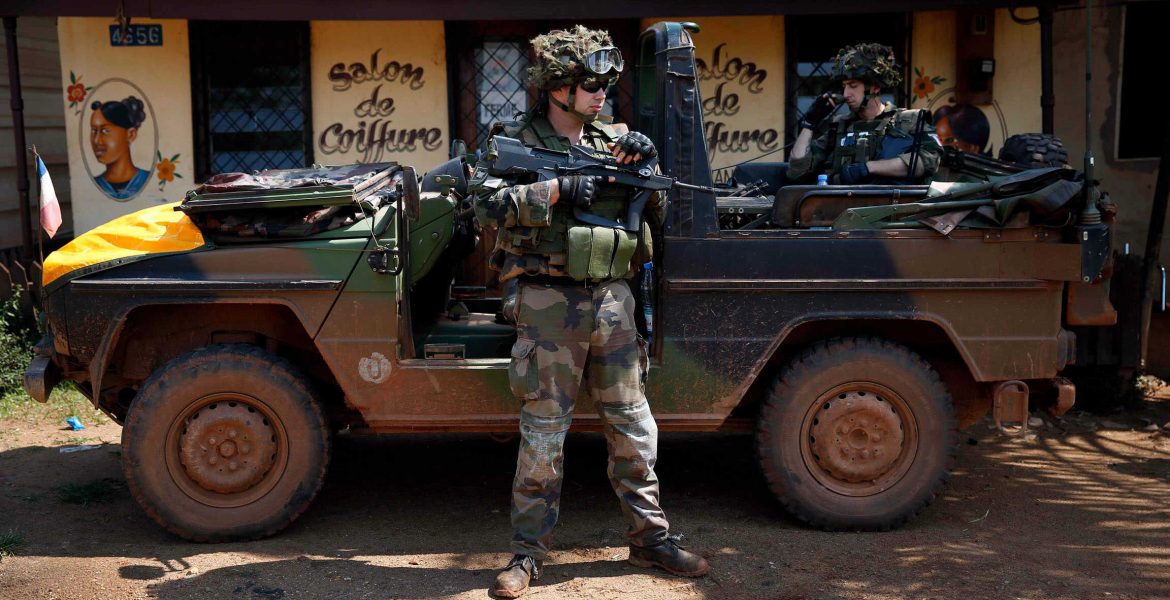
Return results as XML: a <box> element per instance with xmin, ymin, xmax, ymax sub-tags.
<box><xmin>911</xmin><ymin>9</ymin><xmax>1042</xmax><ymax>156</ymax></box>
<box><xmin>310</xmin><ymin>21</ymin><xmax>449</xmax><ymax>171</ymax></box>
<box><xmin>57</xmin><ymin>18</ymin><xmax>194</xmax><ymax>234</ymax></box>
<box><xmin>641</xmin><ymin>17</ymin><xmax>786</xmax><ymax>184</ymax></box>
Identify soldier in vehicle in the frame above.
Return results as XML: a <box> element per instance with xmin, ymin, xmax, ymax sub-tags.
<box><xmin>470</xmin><ymin>25</ymin><xmax>709</xmax><ymax>599</ymax></box>
<box><xmin>789</xmin><ymin>43</ymin><xmax>941</xmax><ymax>185</ymax></box>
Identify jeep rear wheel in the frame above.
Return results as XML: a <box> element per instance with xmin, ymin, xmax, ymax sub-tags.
<box><xmin>122</xmin><ymin>345</ymin><xmax>330</xmax><ymax>541</ymax></box>
<box><xmin>756</xmin><ymin>337</ymin><xmax>957</xmax><ymax>530</ymax></box>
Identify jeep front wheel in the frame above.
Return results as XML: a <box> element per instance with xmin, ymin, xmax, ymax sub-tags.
<box><xmin>756</xmin><ymin>337</ymin><xmax>957</xmax><ymax>530</ymax></box>
<box><xmin>122</xmin><ymin>344</ymin><xmax>330</xmax><ymax>541</ymax></box>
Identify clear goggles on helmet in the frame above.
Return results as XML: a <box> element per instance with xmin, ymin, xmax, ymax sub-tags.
<box><xmin>584</xmin><ymin>46</ymin><xmax>624</xmax><ymax>76</ymax></box>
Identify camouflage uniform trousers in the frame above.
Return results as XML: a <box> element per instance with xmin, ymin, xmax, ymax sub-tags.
<box><xmin>507</xmin><ymin>278</ymin><xmax>669</xmax><ymax>560</ymax></box>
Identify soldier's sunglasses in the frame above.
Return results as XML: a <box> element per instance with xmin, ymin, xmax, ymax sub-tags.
<box><xmin>579</xmin><ymin>78</ymin><xmax>612</xmax><ymax>93</ymax></box>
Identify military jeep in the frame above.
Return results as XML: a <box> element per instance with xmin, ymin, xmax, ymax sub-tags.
<box><xmin>25</xmin><ymin>22</ymin><xmax>1115</xmax><ymax>541</ymax></box>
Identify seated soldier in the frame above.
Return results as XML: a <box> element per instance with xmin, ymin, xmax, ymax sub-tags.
<box><xmin>789</xmin><ymin>43</ymin><xmax>941</xmax><ymax>185</ymax></box>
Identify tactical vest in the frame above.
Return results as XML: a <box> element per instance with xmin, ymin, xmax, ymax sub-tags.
<box><xmin>828</xmin><ymin>107</ymin><xmax>930</xmax><ymax>184</ymax></box>
<box><xmin>494</xmin><ymin>114</ymin><xmax>642</xmax><ymax>280</ymax></box>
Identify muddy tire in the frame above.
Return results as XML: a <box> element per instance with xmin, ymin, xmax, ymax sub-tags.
<box><xmin>122</xmin><ymin>344</ymin><xmax>330</xmax><ymax>542</ymax></box>
<box><xmin>756</xmin><ymin>337</ymin><xmax>957</xmax><ymax>530</ymax></box>
<box><xmin>999</xmin><ymin>133</ymin><xmax>1069</xmax><ymax>168</ymax></box>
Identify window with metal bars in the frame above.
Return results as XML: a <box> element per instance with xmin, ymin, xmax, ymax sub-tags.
<box><xmin>472</xmin><ymin>41</ymin><xmax>530</xmax><ymax>150</ymax></box>
<box><xmin>784</xmin><ymin>14</ymin><xmax>908</xmax><ymax>155</ymax></box>
<box><xmin>190</xmin><ymin>21</ymin><xmax>313</xmax><ymax>181</ymax></box>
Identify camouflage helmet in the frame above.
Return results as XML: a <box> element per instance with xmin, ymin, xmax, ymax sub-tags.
<box><xmin>831</xmin><ymin>43</ymin><xmax>902</xmax><ymax>89</ymax></box>
<box><xmin>527</xmin><ymin>25</ymin><xmax>622</xmax><ymax>90</ymax></box>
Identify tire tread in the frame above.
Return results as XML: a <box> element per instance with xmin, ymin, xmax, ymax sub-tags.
<box><xmin>756</xmin><ymin>337</ymin><xmax>958</xmax><ymax>531</ymax></box>
<box><xmin>122</xmin><ymin>344</ymin><xmax>330</xmax><ymax>542</ymax></box>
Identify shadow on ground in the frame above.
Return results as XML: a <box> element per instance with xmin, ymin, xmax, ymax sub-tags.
<box><xmin>3</xmin><ymin>399</ymin><xmax>1170</xmax><ymax>599</ymax></box>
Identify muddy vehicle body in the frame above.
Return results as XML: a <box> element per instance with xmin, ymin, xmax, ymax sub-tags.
<box><xmin>25</xmin><ymin>22</ymin><xmax>1115</xmax><ymax>541</ymax></box>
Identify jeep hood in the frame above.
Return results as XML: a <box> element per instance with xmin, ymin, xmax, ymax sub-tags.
<box><xmin>43</xmin><ymin>203</ymin><xmax>207</xmax><ymax>291</ymax></box>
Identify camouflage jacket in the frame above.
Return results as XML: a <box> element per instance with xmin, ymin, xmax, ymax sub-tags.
<box><xmin>471</xmin><ymin>113</ymin><xmax>664</xmax><ymax>282</ymax></box>
<box><xmin>789</xmin><ymin>102</ymin><xmax>941</xmax><ymax>184</ymax></box>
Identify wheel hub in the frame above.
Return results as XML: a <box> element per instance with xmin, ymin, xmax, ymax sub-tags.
<box><xmin>179</xmin><ymin>401</ymin><xmax>278</xmax><ymax>494</ymax></box>
<box><xmin>809</xmin><ymin>390</ymin><xmax>904</xmax><ymax>483</ymax></box>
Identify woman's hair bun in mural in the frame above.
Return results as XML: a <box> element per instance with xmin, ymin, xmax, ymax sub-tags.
<box><xmin>90</xmin><ymin>96</ymin><xmax>147</xmax><ymax>130</ymax></box>
<box><xmin>89</xmin><ymin>95</ymin><xmax>151</xmax><ymax>200</ymax></box>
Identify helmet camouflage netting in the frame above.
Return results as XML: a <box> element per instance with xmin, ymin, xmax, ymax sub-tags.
<box><xmin>831</xmin><ymin>43</ymin><xmax>903</xmax><ymax>89</ymax></box>
<box><xmin>527</xmin><ymin>25</ymin><xmax>616</xmax><ymax>90</ymax></box>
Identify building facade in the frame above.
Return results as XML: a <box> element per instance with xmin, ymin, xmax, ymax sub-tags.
<box><xmin>0</xmin><ymin>2</ymin><xmax>1163</xmax><ymax>265</ymax></box>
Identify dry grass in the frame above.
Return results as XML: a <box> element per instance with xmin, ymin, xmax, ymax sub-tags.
<box><xmin>0</xmin><ymin>387</ymin><xmax>109</xmax><ymax>426</ymax></box>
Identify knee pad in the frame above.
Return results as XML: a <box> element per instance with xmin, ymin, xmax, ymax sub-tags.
<box><xmin>520</xmin><ymin>410</ymin><xmax>572</xmax><ymax>435</ymax></box>
<box><xmin>598</xmin><ymin>400</ymin><xmax>653</xmax><ymax>426</ymax></box>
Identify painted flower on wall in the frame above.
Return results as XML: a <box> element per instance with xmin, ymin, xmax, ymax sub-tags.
<box><xmin>66</xmin><ymin>71</ymin><xmax>93</xmax><ymax>115</ymax></box>
<box><xmin>913</xmin><ymin>67</ymin><xmax>946</xmax><ymax>100</ymax></box>
<box><xmin>156</xmin><ymin>151</ymin><xmax>182</xmax><ymax>191</ymax></box>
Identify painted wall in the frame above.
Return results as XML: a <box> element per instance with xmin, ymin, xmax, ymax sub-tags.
<box><xmin>310</xmin><ymin>21</ymin><xmax>448</xmax><ymax>171</ymax></box>
<box><xmin>994</xmin><ymin>8</ymin><xmax>1042</xmax><ymax>143</ymax></box>
<box><xmin>910</xmin><ymin>9</ymin><xmax>1041</xmax><ymax>156</ymax></box>
<box><xmin>642</xmin><ymin>16</ymin><xmax>786</xmax><ymax>184</ymax></box>
<box><xmin>1054</xmin><ymin>4</ymin><xmax>1159</xmax><ymax>262</ymax></box>
<box><xmin>57</xmin><ymin>18</ymin><xmax>194</xmax><ymax>234</ymax></box>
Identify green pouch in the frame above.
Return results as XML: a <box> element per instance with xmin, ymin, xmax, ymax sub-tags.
<box><xmin>508</xmin><ymin>338</ymin><xmax>540</xmax><ymax>400</ymax></box>
<box><xmin>566</xmin><ymin>226</ymin><xmax>638</xmax><ymax>280</ymax></box>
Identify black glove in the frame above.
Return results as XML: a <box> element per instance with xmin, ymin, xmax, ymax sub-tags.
<box><xmin>559</xmin><ymin>175</ymin><xmax>600</xmax><ymax>209</ymax></box>
<box><xmin>800</xmin><ymin>93</ymin><xmax>836</xmax><ymax>131</ymax></box>
<box><xmin>839</xmin><ymin>161</ymin><xmax>870</xmax><ymax>185</ymax></box>
<box><xmin>614</xmin><ymin>131</ymin><xmax>657</xmax><ymax>162</ymax></box>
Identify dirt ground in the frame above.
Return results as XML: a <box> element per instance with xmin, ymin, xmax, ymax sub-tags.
<box><xmin>2</xmin><ymin>389</ymin><xmax>1170</xmax><ymax>600</ymax></box>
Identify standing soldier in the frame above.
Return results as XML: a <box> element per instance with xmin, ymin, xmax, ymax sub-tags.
<box><xmin>470</xmin><ymin>25</ymin><xmax>709</xmax><ymax>599</ymax></box>
<box><xmin>789</xmin><ymin>43</ymin><xmax>941</xmax><ymax>185</ymax></box>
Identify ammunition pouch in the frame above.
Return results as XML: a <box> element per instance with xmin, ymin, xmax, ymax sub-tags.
<box><xmin>566</xmin><ymin>225</ymin><xmax>638</xmax><ymax>281</ymax></box>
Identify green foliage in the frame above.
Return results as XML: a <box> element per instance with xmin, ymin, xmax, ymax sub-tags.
<box><xmin>0</xmin><ymin>387</ymin><xmax>108</xmax><ymax>425</ymax></box>
<box><xmin>0</xmin><ymin>530</ymin><xmax>22</xmax><ymax>559</ymax></box>
<box><xmin>0</xmin><ymin>288</ymin><xmax>36</xmax><ymax>396</ymax></box>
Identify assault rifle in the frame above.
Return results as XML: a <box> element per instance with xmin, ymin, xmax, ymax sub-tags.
<box><xmin>483</xmin><ymin>135</ymin><xmax>711</xmax><ymax>232</ymax></box>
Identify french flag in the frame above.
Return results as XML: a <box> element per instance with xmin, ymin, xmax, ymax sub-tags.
<box><xmin>36</xmin><ymin>154</ymin><xmax>62</xmax><ymax>239</ymax></box>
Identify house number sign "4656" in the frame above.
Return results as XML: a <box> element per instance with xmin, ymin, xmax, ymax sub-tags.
<box><xmin>109</xmin><ymin>24</ymin><xmax>163</xmax><ymax>47</ymax></box>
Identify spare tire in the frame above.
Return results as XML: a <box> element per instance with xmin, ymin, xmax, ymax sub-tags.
<box><xmin>999</xmin><ymin>133</ymin><xmax>1069</xmax><ymax>168</ymax></box>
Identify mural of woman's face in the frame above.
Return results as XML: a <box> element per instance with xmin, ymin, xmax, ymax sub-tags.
<box><xmin>90</xmin><ymin>109</ymin><xmax>138</xmax><ymax>166</ymax></box>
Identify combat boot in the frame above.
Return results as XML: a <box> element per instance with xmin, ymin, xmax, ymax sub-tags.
<box><xmin>628</xmin><ymin>536</ymin><xmax>709</xmax><ymax>577</ymax></box>
<box><xmin>491</xmin><ymin>554</ymin><xmax>541</xmax><ymax>598</ymax></box>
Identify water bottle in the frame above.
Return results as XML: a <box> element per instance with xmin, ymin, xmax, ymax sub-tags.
<box><xmin>640</xmin><ymin>261</ymin><xmax>654</xmax><ymax>343</ymax></box>
<box><xmin>817</xmin><ymin>173</ymin><xmax>829</xmax><ymax>186</ymax></box>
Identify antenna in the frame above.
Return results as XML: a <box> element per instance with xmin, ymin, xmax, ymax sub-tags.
<box><xmin>1080</xmin><ymin>0</ymin><xmax>1101</xmax><ymax>224</ymax></box>
<box><xmin>1084</xmin><ymin>0</ymin><xmax>1093</xmax><ymax>181</ymax></box>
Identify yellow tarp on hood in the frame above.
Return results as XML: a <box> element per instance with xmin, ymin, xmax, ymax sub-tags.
<box><xmin>43</xmin><ymin>203</ymin><xmax>206</xmax><ymax>287</ymax></box>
